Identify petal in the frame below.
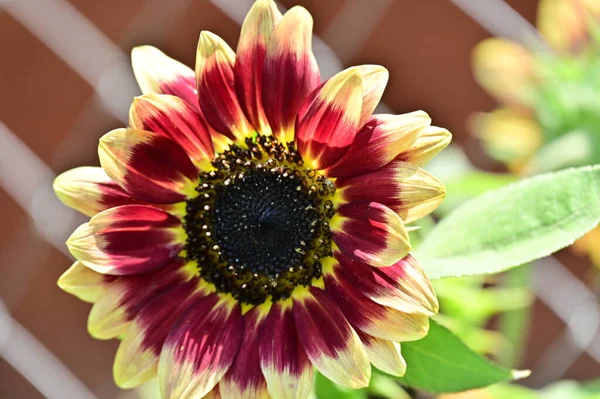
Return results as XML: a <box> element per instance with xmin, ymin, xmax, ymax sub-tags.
<box><xmin>356</xmin><ymin>331</ymin><xmax>406</xmax><ymax>377</ymax></box>
<box><xmin>159</xmin><ymin>294</ymin><xmax>243</xmax><ymax>399</ymax></box>
<box><xmin>203</xmin><ymin>388</ymin><xmax>222</xmax><ymax>399</ymax></box>
<box><xmin>99</xmin><ymin>128</ymin><xmax>198</xmax><ymax>204</ymax></box>
<box><xmin>57</xmin><ymin>261</ymin><xmax>108</xmax><ymax>303</ymax></box>
<box><xmin>235</xmin><ymin>0</ymin><xmax>282</xmax><ymax>134</ymax></box>
<box><xmin>131</xmin><ymin>46</ymin><xmax>198</xmax><ymax>109</ymax></box>
<box><xmin>263</xmin><ymin>6</ymin><xmax>320</xmax><ymax>142</ymax></box>
<box><xmin>395</xmin><ymin>125</ymin><xmax>452</xmax><ymax>167</ymax></box>
<box><xmin>330</xmin><ymin>202</ymin><xmax>410</xmax><ymax>267</ymax></box>
<box><xmin>53</xmin><ymin>167</ymin><xmax>140</xmax><ymax>217</ymax></box>
<box><xmin>326</xmin><ymin>111</ymin><xmax>431</xmax><ymax>178</ymax></box>
<box><xmin>113</xmin><ymin>280</ymin><xmax>199</xmax><ymax>388</ymax></box>
<box><xmin>353</xmin><ymin>65</ymin><xmax>389</xmax><ymax>128</ymax></box>
<box><xmin>339</xmin><ymin>252</ymin><xmax>438</xmax><ymax>315</ymax></box>
<box><xmin>196</xmin><ymin>31</ymin><xmax>253</xmax><ymax>142</ymax></box>
<box><xmin>130</xmin><ymin>94</ymin><xmax>214</xmax><ymax>167</ymax></box>
<box><xmin>472</xmin><ymin>38</ymin><xmax>534</xmax><ymax>106</ymax></box>
<box><xmin>325</xmin><ymin>265</ymin><xmax>429</xmax><ymax>342</ymax></box>
<box><xmin>336</xmin><ymin>161</ymin><xmax>446</xmax><ymax>224</ymax></box>
<box><xmin>295</xmin><ymin>68</ymin><xmax>363</xmax><ymax>170</ymax></box>
<box><xmin>259</xmin><ymin>302</ymin><xmax>313</xmax><ymax>399</ymax></box>
<box><xmin>87</xmin><ymin>258</ymin><xmax>193</xmax><ymax>340</ymax></box>
<box><xmin>67</xmin><ymin>205</ymin><xmax>185</xmax><ymax>275</ymax></box>
<box><xmin>469</xmin><ymin>109</ymin><xmax>541</xmax><ymax>164</ymax></box>
<box><xmin>220</xmin><ymin>307</ymin><xmax>270</xmax><ymax>399</ymax></box>
<box><xmin>293</xmin><ymin>287</ymin><xmax>370</xmax><ymax>389</ymax></box>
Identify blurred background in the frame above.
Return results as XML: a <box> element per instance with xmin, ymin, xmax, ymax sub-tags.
<box><xmin>1</xmin><ymin>0</ymin><xmax>599</xmax><ymax>398</ymax></box>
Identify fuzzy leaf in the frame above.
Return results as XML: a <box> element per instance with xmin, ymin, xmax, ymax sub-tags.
<box><xmin>416</xmin><ymin>165</ymin><xmax>600</xmax><ymax>279</ymax></box>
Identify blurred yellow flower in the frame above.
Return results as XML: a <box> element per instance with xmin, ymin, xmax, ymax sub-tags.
<box><xmin>471</xmin><ymin>0</ymin><xmax>600</xmax><ymax>268</ymax></box>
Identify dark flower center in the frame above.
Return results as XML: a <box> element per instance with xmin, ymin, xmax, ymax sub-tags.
<box><xmin>212</xmin><ymin>171</ymin><xmax>318</xmax><ymax>275</ymax></box>
<box><xmin>184</xmin><ymin>135</ymin><xmax>336</xmax><ymax>305</ymax></box>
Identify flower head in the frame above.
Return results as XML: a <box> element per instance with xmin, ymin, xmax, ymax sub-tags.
<box><xmin>54</xmin><ymin>1</ymin><xmax>450</xmax><ymax>397</ymax></box>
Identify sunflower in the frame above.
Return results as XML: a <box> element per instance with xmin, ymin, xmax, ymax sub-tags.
<box><xmin>471</xmin><ymin>0</ymin><xmax>600</xmax><ymax>269</ymax></box>
<box><xmin>53</xmin><ymin>1</ymin><xmax>450</xmax><ymax>397</ymax></box>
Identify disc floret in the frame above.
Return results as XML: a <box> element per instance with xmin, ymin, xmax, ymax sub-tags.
<box><xmin>184</xmin><ymin>135</ymin><xmax>336</xmax><ymax>304</ymax></box>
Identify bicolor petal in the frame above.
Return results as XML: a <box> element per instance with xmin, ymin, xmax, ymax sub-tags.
<box><xmin>326</xmin><ymin>111</ymin><xmax>430</xmax><ymax>178</ymax></box>
<box><xmin>203</xmin><ymin>388</ymin><xmax>222</xmax><ymax>399</ymax></box>
<box><xmin>113</xmin><ymin>281</ymin><xmax>198</xmax><ymax>388</ymax></box>
<box><xmin>296</xmin><ymin>68</ymin><xmax>363</xmax><ymax>170</ymax></box>
<box><xmin>263</xmin><ymin>6</ymin><xmax>320</xmax><ymax>142</ymax></box>
<box><xmin>338</xmin><ymin>252</ymin><xmax>438</xmax><ymax>316</ymax></box>
<box><xmin>356</xmin><ymin>331</ymin><xmax>406</xmax><ymax>377</ymax></box>
<box><xmin>220</xmin><ymin>307</ymin><xmax>270</xmax><ymax>399</ymax></box>
<box><xmin>330</xmin><ymin>202</ymin><xmax>410</xmax><ymax>267</ymax></box>
<box><xmin>159</xmin><ymin>294</ymin><xmax>243</xmax><ymax>399</ymax></box>
<box><xmin>130</xmin><ymin>94</ymin><xmax>214</xmax><ymax>167</ymax></box>
<box><xmin>57</xmin><ymin>261</ymin><xmax>108</xmax><ymax>303</ymax></box>
<box><xmin>259</xmin><ymin>302</ymin><xmax>313</xmax><ymax>399</ymax></box>
<box><xmin>472</xmin><ymin>38</ymin><xmax>534</xmax><ymax>106</ymax></box>
<box><xmin>87</xmin><ymin>258</ymin><xmax>193</xmax><ymax>340</ymax></box>
<box><xmin>395</xmin><ymin>125</ymin><xmax>452</xmax><ymax>167</ymax></box>
<box><xmin>325</xmin><ymin>266</ymin><xmax>429</xmax><ymax>342</ymax></box>
<box><xmin>235</xmin><ymin>0</ymin><xmax>282</xmax><ymax>134</ymax></box>
<box><xmin>131</xmin><ymin>46</ymin><xmax>198</xmax><ymax>109</ymax></box>
<box><xmin>196</xmin><ymin>31</ymin><xmax>253</xmax><ymax>142</ymax></box>
<box><xmin>67</xmin><ymin>205</ymin><xmax>184</xmax><ymax>275</ymax></box>
<box><xmin>336</xmin><ymin>161</ymin><xmax>446</xmax><ymax>224</ymax></box>
<box><xmin>99</xmin><ymin>128</ymin><xmax>198</xmax><ymax>204</ymax></box>
<box><xmin>293</xmin><ymin>287</ymin><xmax>370</xmax><ymax>389</ymax></box>
<box><xmin>352</xmin><ymin>65</ymin><xmax>389</xmax><ymax>128</ymax></box>
<box><xmin>53</xmin><ymin>167</ymin><xmax>140</xmax><ymax>217</ymax></box>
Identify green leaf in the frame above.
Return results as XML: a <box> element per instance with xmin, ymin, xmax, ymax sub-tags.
<box><xmin>398</xmin><ymin>320</ymin><xmax>528</xmax><ymax>393</ymax></box>
<box><xmin>314</xmin><ymin>372</ymin><xmax>367</xmax><ymax>399</ymax></box>
<box><xmin>416</xmin><ymin>165</ymin><xmax>600</xmax><ymax>279</ymax></box>
<box><xmin>436</xmin><ymin>171</ymin><xmax>517</xmax><ymax>216</ymax></box>
<box><xmin>488</xmin><ymin>379</ymin><xmax>600</xmax><ymax>399</ymax></box>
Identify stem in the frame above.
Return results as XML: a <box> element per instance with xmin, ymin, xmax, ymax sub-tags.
<box><xmin>498</xmin><ymin>263</ymin><xmax>532</xmax><ymax>367</ymax></box>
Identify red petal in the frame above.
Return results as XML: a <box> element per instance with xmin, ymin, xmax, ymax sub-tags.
<box><xmin>259</xmin><ymin>303</ymin><xmax>313</xmax><ymax>399</ymax></box>
<box><xmin>295</xmin><ymin>68</ymin><xmax>363</xmax><ymax>169</ymax></box>
<box><xmin>325</xmin><ymin>266</ymin><xmax>429</xmax><ymax>342</ymax></box>
<box><xmin>326</xmin><ymin>111</ymin><xmax>430</xmax><ymax>178</ymax></box>
<box><xmin>99</xmin><ymin>128</ymin><xmax>198</xmax><ymax>204</ymax></box>
<box><xmin>130</xmin><ymin>94</ymin><xmax>214</xmax><ymax>167</ymax></box>
<box><xmin>196</xmin><ymin>31</ymin><xmax>253</xmax><ymax>143</ymax></box>
<box><xmin>67</xmin><ymin>205</ymin><xmax>184</xmax><ymax>275</ymax></box>
<box><xmin>331</xmin><ymin>201</ymin><xmax>410</xmax><ymax>267</ymax></box>
<box><xmin>263</xmin><ymin>6</ymin><xmax>320</xmax><ymax>142</ymax></box>
<box><xmin>113</xmin><ymin>280</ymin><xmax>199</xmax><ymax>388</ymax></box>
<box><xmin>159</xmin><ymin>294</ymin><xmax>243</xmax><ymax>399</ymax></box>
<box><xmin>131</xmin><ymin>46</ymin><xmax>198</xmax><ymax>110</ymax></box>
<box><xmin>87</xmin><ymin>258</ymin><xmax>193</xmax><ymax>339</ymax></box>
<box><xmin>220</xmin><ymin>307</ymin><xmax>269</xmax><ymax>398</ymax></box>
<box><xmin>293</xmin><ymin>287</ymin><xmax>370</xmax><ymax>389</ymax></box>
<box><xmin>338</xmin><ymin>252</ymin><xmax>438</xmax><ymax>315</ymax></box>
<box><xmin>53</xmin><ymin>167</ymin><xmax>140</xmax><ymax>217</ymax></box>
<box><xmin>235</xmin><ymin>0</ymin><xmax>282</xmax><ymax>134</ymax></box>
<box><xmin>336</xmin><ymin>160</ymin><xmax>446</xmax><ymax>223</ymax></box>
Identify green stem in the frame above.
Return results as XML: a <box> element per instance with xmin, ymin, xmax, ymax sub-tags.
<box><xmin>497</xmin><ymin>263</ymin><xmax>532</xmax><ymax>367</ymax></box>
